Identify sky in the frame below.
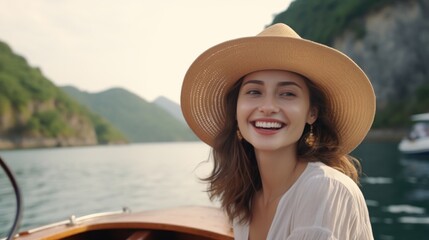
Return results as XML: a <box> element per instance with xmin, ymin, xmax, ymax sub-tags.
<box><xmin>0</xmin><ymin>0</ymin><xmax>292</xmax><ymax>104</ymax></box>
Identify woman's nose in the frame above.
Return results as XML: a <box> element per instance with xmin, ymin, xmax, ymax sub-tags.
<box><xmin>258</xmin><ymin>97</ymin><xmax>280</xmax><ymax>115</ymax></box>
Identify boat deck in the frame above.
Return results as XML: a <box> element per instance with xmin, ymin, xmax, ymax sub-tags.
<box><xmin>14</xmin><ymin>206</ymin><xmax>234</xmax><ymax>240</ymax></box>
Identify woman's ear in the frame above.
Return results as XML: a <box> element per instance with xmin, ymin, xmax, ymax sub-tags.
<box><xmin>307</xmin><ymin>107</ymin><xmax>318</xmax><ymax>124</ymax></box>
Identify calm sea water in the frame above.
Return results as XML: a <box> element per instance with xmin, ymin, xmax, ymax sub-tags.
<box><xmin>0</xmin><ymin>142</ymin><xmax>214</xmax><ymax>238</ymax></box>
<box><xmin>0</xmin><ymin>141</ymin><xmax>428</xmax><ymax>239</ymax></box>
<box><xmin>353</xmin><ymin>141</ymin><xmax>429</xmax><ymax>240</ymax></box>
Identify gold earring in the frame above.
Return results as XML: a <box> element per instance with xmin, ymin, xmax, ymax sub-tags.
<box><xmin>237</xmin><ymin>129</ymin><xmax>243</xmax><ymax>141</ymax></box>
<box><xmin>305</xmin><ymin>125</ymin><xmax>316</xmax><ymax>147</ymax></box>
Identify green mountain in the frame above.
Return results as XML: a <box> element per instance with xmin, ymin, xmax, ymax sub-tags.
<box><xmin>272</xmin><ymin>0</ymin><xmax>397</xmax><ymax>45</ymax></box>
<box><xmin>61</xmin><ymin>86</ymin><xmax>198</xmax><ymax>142</ymax></box>
<box><xmin>0</xmin><ymin>40</ymin><xmax>126</xmax><ymax>149</ymax></box>
<box><xmin>153</xmin><ymin>96</ymin><xmax>186</xmax><ymax>124</ymax></box>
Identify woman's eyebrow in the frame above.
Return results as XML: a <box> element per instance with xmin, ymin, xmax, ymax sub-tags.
<box><xmin>242</xmin><ymin>79</ymin><xmax>303</xmax><ymax>89</ymax></box>
<box><xmin>278</xmin><ymin>81</ymin><xmax>303</xmax><ymax>89</ymax></box>
<box><xmin>242</xmin><ymin>79</ymin><xmax>263</xmax><ymax>86</ymax></box>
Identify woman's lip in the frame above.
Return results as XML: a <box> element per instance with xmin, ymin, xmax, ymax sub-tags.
<box><xmin>253</xmin><ymin>127</ymin><xmax>281</xmax><ymax>135</ymax></box>
<box><xmin>250</xmin><ymin>119</ymin><xmax>286</xmax><ymax>135</ymax></box>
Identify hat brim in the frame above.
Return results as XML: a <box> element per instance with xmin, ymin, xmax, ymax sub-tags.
<box><xmin>181</xmin><ymin>36</ymin><xmax>375</xmax><ymax>155</ymax></box>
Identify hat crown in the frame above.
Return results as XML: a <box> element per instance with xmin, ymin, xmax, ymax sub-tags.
<box><xmin>257</xmin><ymin>23</ymin><xmax>301</xmax><ymax>39</ymax></box>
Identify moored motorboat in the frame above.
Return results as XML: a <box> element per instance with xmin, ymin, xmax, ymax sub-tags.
<box><xmin>11</xmin><ymin>206</ymin><xmax>233</xmax><ymax>240</ymax></box>
<box><xmin>398</xmin><ymin>113</ymin><xmax>429</xmax><ymax>155</ymax></box>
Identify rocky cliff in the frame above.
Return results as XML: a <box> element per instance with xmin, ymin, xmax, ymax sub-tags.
<box><xmin>333</xmin><ymin>0</ymin><xmax>429</xmax><ymax>108</ymax></box>
<box><xmin>0</xmin><ymin>94</ymin><xmax>99</xmax><ymax>149</ymax></box>
<box><xmin>0</xmin><ymin>105</ymin><xmax>98</xmax><ymax>149</ymax></box>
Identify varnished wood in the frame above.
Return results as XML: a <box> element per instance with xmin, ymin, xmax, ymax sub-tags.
<box><xmin>126</xmin><ymin>230</ymin><xmax>153</xmax><ymax>240</ymax></box>
<box><xmin>15</xmin><ymin>206</ymin><xmax>233</xmax><ymax>240</ymax></box>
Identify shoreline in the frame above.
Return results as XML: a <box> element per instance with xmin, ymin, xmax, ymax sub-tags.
<box><xmin>0</xmin><ymin>129</ymin><xmax>406</xmax><ymax>150</ymax></box>
<box><xmin>364</xmin><ymin>128</ymin><xmax>406</xmax><ymax>142</ymax></box>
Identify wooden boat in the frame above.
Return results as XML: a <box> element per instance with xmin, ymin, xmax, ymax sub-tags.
<box><xmin>13</xmin><ymin>206</ymin><xmax>233</xmax><ymax>240</ymax></box>
<box><xmin>398</xmin><ymin>113</ymin><xmax>429</xmax><ymax>155</ymax></box>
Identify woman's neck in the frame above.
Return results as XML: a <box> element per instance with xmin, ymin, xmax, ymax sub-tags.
<box><xmin>254</xmin><ymin>147</ymin><xmax>306</xmax><ymax>207</ymax></box>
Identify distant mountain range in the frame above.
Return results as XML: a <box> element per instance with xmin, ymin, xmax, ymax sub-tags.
<box><xmin>153</xmin><ymin>96</ymin><xmax>186</xmax><ymax>123</ymax></box>
<box><xmin>0</xmin><ymin>39</ymin><xmax>197</xmax><ymax>149</ymax></box>
<box><xmin>61</xmin><ymin>86</ymin><xmax>197</xmax><ymax>143</ymax></box>
<box><xmin>0</xmin><ymin>40</ymin><xmax>126</xmax><ymax>149</ymax></box>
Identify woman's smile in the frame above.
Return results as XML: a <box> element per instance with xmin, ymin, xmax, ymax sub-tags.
<box><xmin>251</xmin><ymin>119</ymin><xmax>286</xmax><ymax>135</ymax></box>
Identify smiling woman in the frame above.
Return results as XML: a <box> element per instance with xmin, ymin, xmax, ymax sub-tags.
<box><xmin>181</xmin><ymin>23</ymin><xmax>376</xmax><ymax>240</ymax></box>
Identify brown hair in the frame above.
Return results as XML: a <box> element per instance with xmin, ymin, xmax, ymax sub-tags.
<box><xmin>203</xmin><ymin>75</ymin><xmax>361</xmax><ymax>224</ymax></box>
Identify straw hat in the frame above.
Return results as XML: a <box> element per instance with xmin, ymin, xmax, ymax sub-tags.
<box><xmin>181</xmin><ymin>23</ymin><xmax>375</xmax><ymax>154</ymax></box>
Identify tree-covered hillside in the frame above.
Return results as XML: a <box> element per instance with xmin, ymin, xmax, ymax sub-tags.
<box><xmin>0</xmin><ymin>40</ymin><xmax>126</xmax><ymax>148</ymax></box>
<box><xmin>273</xmin><ymin>0</ymin><xmax>399</xmax><ymax>44</ymax></box>
<box><xmin>373</xmin><ymin>83</ymin><xmax>429</xmax><ymax>128</ymax></box>
<box><xmin>61</xmin><ymin>86</ymin><xmax>197</xmax><ymax>142</ymax></box>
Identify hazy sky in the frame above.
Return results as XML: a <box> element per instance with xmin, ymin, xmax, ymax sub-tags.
<box><xmin>0</xmin><ymin>0</ymin><xmax>292</xmax><ymax>104</ymax></box>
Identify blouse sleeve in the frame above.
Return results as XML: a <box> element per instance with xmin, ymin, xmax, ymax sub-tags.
<box><xmin>286</xmin><ymin>174</ymin><xmax>373</xmax><ymax>240</ymax></box>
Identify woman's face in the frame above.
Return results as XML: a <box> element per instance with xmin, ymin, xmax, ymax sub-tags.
<box><xmin>236</xmin><ymin>70</ymin><xmax>317</xmax><ymax>152</ymax></box>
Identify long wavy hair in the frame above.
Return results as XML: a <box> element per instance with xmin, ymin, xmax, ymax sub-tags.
<box><xmin>203</xmin><ymin>74</ymin><xmax>361</xmax><ymax>224</ymax></box>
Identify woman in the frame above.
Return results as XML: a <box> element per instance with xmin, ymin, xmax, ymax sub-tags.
<box><xmin>181</xmin><ymin>23</ymin><xmax>375</xmax><ymax>239</ymax></box>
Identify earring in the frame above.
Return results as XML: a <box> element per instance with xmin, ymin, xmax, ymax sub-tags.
<box><xmin>305</xmin><ymin>125</ymin><xmax>316</xmax><ymax>147</ymax></box>
<box><xmin>237</xmin><ymin>129</ymin><xmax>243</xmax><ymax>141</ymax></box>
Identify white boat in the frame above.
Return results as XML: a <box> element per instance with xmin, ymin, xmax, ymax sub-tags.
<box><xmin>398</xmin><ymin>113</ymin><xmax>429</xmax><ymax>155</ymax></box>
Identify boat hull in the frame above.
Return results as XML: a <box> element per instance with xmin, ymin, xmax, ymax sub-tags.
<box><xmin>398</xmin><ymin>137</ymin><xmax>429</xmax><ymax>156</ymax></box>
<box><xmin>14</xmin><ymin>206</ymin><xmax>233</xmax><ymax>240</ymax></box>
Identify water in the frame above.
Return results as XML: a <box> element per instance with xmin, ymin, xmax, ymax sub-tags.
<box><xmin>353</xmin><ymin>141</ymin><xmax>429</xmax><ymax>240</ymax></box>
<box><xmin>0</xmin><ymin>141</ymin><xmax>428</xmax><ymax>239</ymax></box>
<box><xmin>0</xmin><ymin>142</ymin><xmax>215</xmax><ymax>237</ymax></box>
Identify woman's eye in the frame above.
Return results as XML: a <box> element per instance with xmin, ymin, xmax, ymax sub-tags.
<box><xmin>280</xmin><ymin>91</ymin><xmax>296</xmax><ymax>97</ymax></box>
<box><xmin>246</xmin><ymin>90</ymin><xmax>261</xmax><ymax>95</ymax></box>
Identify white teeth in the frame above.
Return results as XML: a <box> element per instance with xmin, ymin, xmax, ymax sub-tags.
<box><xmin>255</xmin><ymin>121</ymin><xmax>282</xmax><ymax>129</ymax></box>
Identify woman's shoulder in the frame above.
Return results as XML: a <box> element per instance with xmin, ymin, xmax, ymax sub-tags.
<box><xmin>295</xmin><ymin>162</ymin><xmax>366</xmax><ymax>205</ymax></box>
<box><xmin>303</xmin><ymin>162</ymin><xmax>360</xmax><ymax>190</ymax></box>
<box><xmin>277</xmin><ymin>162</ymin><xmax>373</xmax><ymax>239</ymax></box>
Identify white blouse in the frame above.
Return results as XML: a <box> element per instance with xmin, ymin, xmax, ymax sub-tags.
<box><xmin>233</xmin><ymin>162</ymin><xmax>374</xmax><ymax>240</ymax></box>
